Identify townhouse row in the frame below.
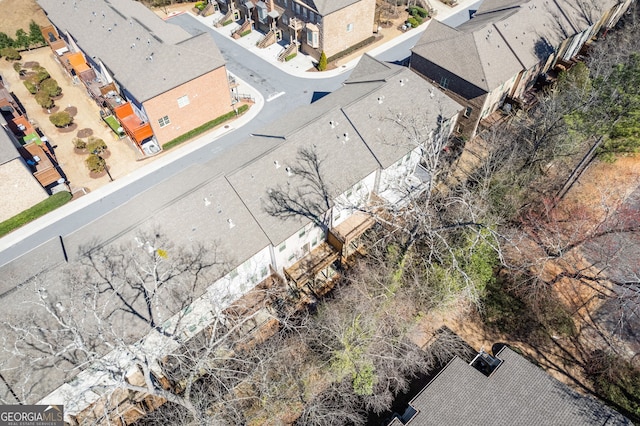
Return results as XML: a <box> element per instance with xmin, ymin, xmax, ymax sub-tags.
<box><xmin>409</xmin><ymin>0</ymin><xmax>635</xmax><ymax>139</ymax></box>
<box><xmin>36</xmin><ymin>54</ymin><xmax>463</xmax><ymax>425</ymax></box>
<box><xmin>212</xmin><ymin>0</ymin><xmax>377</xmax><ymax>60</ymax></box>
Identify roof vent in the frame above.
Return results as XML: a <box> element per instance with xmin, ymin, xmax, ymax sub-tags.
<box><xmin>285</xmin><ymin>166</ymin><xmax>293</xmax><ymax>177</ymax></box>
<box><xmin>470</xmin><ymin>349</ymin><xmax>503</xmax><ymax>377</ymax></box>
<box><xmin>343</xmin><ymin>132</ymin><xmax>349</xmax><ymax>141</ymax></box>
<box><xmin>329</xmin><ymin>120</ymin><xmax>337</xmax><ymax>128</ymax></box>
<box><xmin>204</xmin><ymin>197</ymin><xmax>211</xmax><ymax>207</ymax></box>
<box><xmin>274</xmin><ymin>160</ymin><xmax>281</xmax><ymax>169</ymax></box>
<box><xmin>400</xmin><ymin>78</ymin><xmax>405</xmax><ymax>86</ymax></box>
<box><xmin>377</xmin><ymin>96</ymin><xmax>384</xmax><ymax>104</ymax></box>
<box><xmin>227</xmin><ymin>219</ymin><xmax>235</xmax><ymax>229</ymax></box>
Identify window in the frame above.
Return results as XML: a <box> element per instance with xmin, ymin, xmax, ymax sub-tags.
<box><xmin>307</xmin><ymin>28</ymin><xmax>319</xmax><ymax>48</ymax></box>
<box><xmin>346</xmin><ymin>189</ymin><xmax>353</xmax><ymax>198</ymax></box>
<box><xmin>260</xmin><ymin>266</ymin><xmax>268</xmax><ymax>278</ymax></box>
<box><xmin>439</xmin><ymin>76</ymin><xmax>449</xmax><ymax>90</ymax></box>
<box><xmin>258</xmin><ymin>5</ymin><xmax>267</xmax><ymax>21</ymax></box>
<box><xmin>229</xmin><ymin>269</ymin><xmax>239</xmax><ymax>279</ymax></box>
<box><xmin>299</xmin><ymin>229</ymin><xmax>306</xmax><ymax>238</ymax></box>
<box><xmin>464</xmin><ymin>106</ymin><xmax>473</xmax><ymax>118</ymax></box>
<box><xmin>346</xmin><ymin>23</ymin><xmax>353</xmax><ymax>32</ymax></box>
<box><xmin>404</xmin><ymin>152</ymin><xmax>411</xmax><ymax>162</ymax></box>
<box><xmin>158</xmin><ymin>115</ymin><xmax>170</xmax><ymax>127</ymax></box>
<box><xmin>303</xmin><ymin>7</ymin><xmax>307</xmax><ymax>19</ymax></box>
<box><xmin>278</xmin><ymin>242</ymin><xmax>287</xmax><ymax>252</ymax></box>
<box><xmin>288</xmin><ymin>253</ymin><xmax>295</xmax><ymax>261</ymax></box>
<box><xmin>310</xmin><ymin>11</ymin><xmax>315</xmax><ymax>23</ymax></box>
<box><xmin>177</xmin><ymin>95</ymin><xmax>190</xmax><ymax>108</ymax></box>
<box><xmin>295</xmin><ymin>3</ymin><xmax>300</xmax><ymax>14</ymax></box>
<box><xmin>312</xmin><ymin>237</ymin><xmax>318</xmax><ymax>246</ymax></box>
<box><xmin>283</xmin><ymin>0</ymin><xmax>287</xmax><ymax>6</ymax></box>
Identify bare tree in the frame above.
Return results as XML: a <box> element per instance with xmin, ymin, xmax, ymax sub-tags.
<box><xmin>0</xmin><ymin>231</ymin><xmax>268</xmax><ymax>424</ymax></box>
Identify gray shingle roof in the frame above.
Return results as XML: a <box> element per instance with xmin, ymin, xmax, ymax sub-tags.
<box><xmin>344</xmin><ymin>65</ymin><xmax>462</xmax><ymax>169</ymax></box>
<box><xmin>412</xmin><ymin>0</ymin><xmax>623</xmax><ymax>92</ymax></box>
<box><xmin>0</xmin><ymin>117</ymin><xmax>20</xmax><ymax>166</ymax></box>
<box><xmin>37</xmin><ymin>0</ymin><xmax>226</xmax><ymax>103</ymax></box>
<box><xmin>298</xmin><ymin>0</ymin><xmax>360</xmax><ymax>15</ymax></box>
<box><xmin>228</xmin><ymin>55</ymin><xmax>462</xmax><ymax>245</ymax></box>
<box><xmin>412</xmin><ymin>19</ymin><xmax>523</xmax><ymax>92</ymax></box>
<box><xmin>403</xmin><ymin>347</ymin><xmax>631</xmax><ymax>425</ymax></box>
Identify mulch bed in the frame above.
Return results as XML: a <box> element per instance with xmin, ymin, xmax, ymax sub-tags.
<box><xmin>47</xmin><ymin>106</ymin><xmax>60</xmax><ymax>114</ymax></box>
<box><xmin>56</xmin><ymin>123</ymin><xmax>78</xmax><ymax>133</ymax></box>
<box><xmin>89</xmin><ymin>170</ymin><xmax>107</xmax><ymax>179</ymax></box>
<box><xmin>76</xmin><ymin>128</ymin><xmax>93</xmax><ymax>138</ymax></box>
<box><xmin>64</xmin><ymin>106</ymin><xmax>78</xmax><ymax>117</ymax></box>
<box><xmin>23</xmin><ymin>61</ymin><xmax>40</xmax><ymax>68</ymax></box>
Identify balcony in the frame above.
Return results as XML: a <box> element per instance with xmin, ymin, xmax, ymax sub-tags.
<box><xmin>284</xmin><ymin>242</ymin><xmax>339</xmax><ymax>295</ymax></box>
<box><xmin>328</xmin><ymin>211</ymin><xmax>375</xmax><ymax>260</ymax></box>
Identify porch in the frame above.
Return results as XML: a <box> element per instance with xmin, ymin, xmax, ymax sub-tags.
<box><xmin>283</xmin><ymin>241</ymin><xmax>340</xmax><ymax>297</ymax></box>
<box><xmin>328</xmin><ymin>211</ymin><xmax>375</xmax><ymax>261</ymax></box>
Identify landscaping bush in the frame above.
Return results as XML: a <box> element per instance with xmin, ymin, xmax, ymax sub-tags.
<box><xmin>222</xmin><ymin>19</ymin><xmax>233</xmax><ymax>26</ymax></box>
<box><xmin>318</xmin><ymin>51</ymin><xmax>327</xmax><ymax>71</ymax></box>
<box><xmin>39</xmin><ymin>78</ymin><xmax>61</xmax><ymax>97</ymax></box>
<box><xmin>0</xmin><ymin>33</ymin><xmax>14</xmax><ymax>50</ymax></box>
<box><xmin>23</xmin><ymin>80</ymin><xmax>37</xmax><ymax>94</ymax></box>
<box><xmin>0</xmin><ymin>47</ymin><xmax>21</xmax><ymax>61</ymax></box>
<box><xmin>85</xmin><ymin>154</ymin><xmax>106</xmax><ymax>173</ymax></box>
<box><xmin>86</xmin><ymin>137</ymin><xmax>107</xmax><ymax>154</ymax></box>
<box><xmin>33</xmin><ymin>66</ymin><xmax>50</xmax><ymax>84</ymax></box>
<box><xmin>409</xmin><ymin>6</ymin><xmax>429</xmax><ymax>18</ymax></box>
<box><xmin>240</xmin><ymin>29</ymin><xmax>252</xmax><ymax>37</ymax></box>
<box><xmin>327</xmin><ymin>36</ymin><xmax>376</xmax><ymax>64</ymax></box>
<box><xmin>72</xmin><ymin>137</ymin><xmax>86</xmax><ymax>150</ymax></box>
<box><xmin>195</xmin><ymin>1</ymin><xmax>206</xmax><ymax>11</ymax></box>
<box><xmin>285</xmin><ymin>52</ymin><xmax>297</xmax><ymax>62</ymax></box>
<box><xmin>28</xmin><ymin>21</ymin><xmax>46</xmax><ymax>47</ymax></box>
<box><xmin>13</xmin><ymin>62</ymin><xmax>21</xmax><ymax>73</ymax></box>
<box><xmin>163</xmin><ymin>104</ymin><xmax>249</xmax><ymax>150</ymax></box>
<box><xmin>49</xmin><ymin>111</ymin><xmax>73</xmax><ymax>127</ymax></box>
<box><xmin>407</xmin><ymin>17</ymin><xmax>421</xmax><ymax>27</ymax></box>
<box><xmin>35</xmin><ymin>91</ymin><xmax>53</xmax><ymax>109</ymax></box>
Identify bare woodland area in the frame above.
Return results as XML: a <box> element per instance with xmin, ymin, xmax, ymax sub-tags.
<box><xmin>1</xmin><ymin>2</ymin><xmax>640</xmax><ymax>426</ymax></box>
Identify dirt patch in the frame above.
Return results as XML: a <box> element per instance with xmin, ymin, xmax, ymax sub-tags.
<box><xmin>55</xmin><ymin>123</ymin><xmax>78</xmax><ymax>133</ymax></box>
<box><xmin>77</xmin><ymin>128</ymin><xmax>93</xmax><ymax>138</ymax></box>
<box><xmin>0</xmin><ymin>0</ymin><xmax>50</xmax><ymax>38</ymax></box>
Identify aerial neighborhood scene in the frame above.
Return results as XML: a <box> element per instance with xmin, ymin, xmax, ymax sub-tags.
<box><xmin>0</xmin><ymin>0</ymin><xmax>639</xmax><ymax>424</ymax></box>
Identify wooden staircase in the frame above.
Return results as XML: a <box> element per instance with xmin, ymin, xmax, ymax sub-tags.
<box><xmin>257</xmin><ymin>29</ymin><xmax>276</xmax><ymax>49</ymax></box>
<box><xmin>278</xmin><ymin>43</ymin><xmax>298</xmax><ymax>62</ymax></box>
<box><xmin>232</xmin><ymin>20</ymin><xmax>252</xmax><ymax>38</ymax></box>
<box><xmin>215</xmin><ymin>10</ymin><xmax>234</xmax><ymax>28</ymax></box>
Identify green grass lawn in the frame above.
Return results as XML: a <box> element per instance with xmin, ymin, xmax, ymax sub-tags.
<box><xmin>0</xmin><ymin>191</ymin><xmax>72</xmax><ymax>238</ymax></box>
<box><xmin>103</xmin><ymin>115</ymin><xmax>123</xmax><ymax>135</ymax></box>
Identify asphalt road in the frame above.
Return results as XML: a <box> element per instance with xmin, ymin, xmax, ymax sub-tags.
<box><xmin>0</xmin><ymin>3</ymin><xmax>481</xmax><ymax>268</ymax></box>
<box><xmin>0</xmin><ymin>16</ymin><xmax>351</xmax><ymax>267</ymax></box>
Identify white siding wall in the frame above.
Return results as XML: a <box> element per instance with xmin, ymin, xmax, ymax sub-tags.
<box><xmin>214</xmin><ymin>246</ymin><xmax>272</xmax><ymax>305</ymax></box>
<box><xmin>272</xmin><ymin>223</ymin><xmax>326</xmax><ymax>271</ymax></box>
<box><xmin>332</xmin><ymin>170</ymin><xmax>377</xmax><ymax>227</ymax></box>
